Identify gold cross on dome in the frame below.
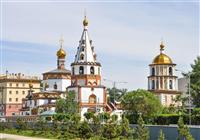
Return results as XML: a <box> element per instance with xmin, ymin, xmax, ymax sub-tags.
<box><xmin>59</xmin><ymin>35</ymin><xmax>64</xmax><ymax>48</ymax></box>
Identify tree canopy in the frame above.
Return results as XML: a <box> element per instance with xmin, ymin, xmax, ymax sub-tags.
<box><xmin>188</xmin><ymin>57</ymin><xmax>200</xmax><ymax>107</ymax></box>
<box><xmin>121</xmin><ymin>89</ymin><xmax>162</xmax><ymax>123</ymax></box>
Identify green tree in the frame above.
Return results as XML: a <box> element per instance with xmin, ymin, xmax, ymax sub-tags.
<box><xmin>186</xmin><ymin>57</ymin><xmax>200</xmax><ymax>107</ymax></box>
<box><xmin>102</xmin><ymin>123</ymin><xmax>118</xmax><ymax>139</ymax></box>
<box><xmin>158</xmin><ymin>129</ymin><xmax>165</xmax><ymax>140</ymax></box>
<box><xmin>55</xmin><ymin>91</ymin><xmax>78</xmax><ymax>115</ymax></box>
<box><xmin>107</xmin><ymin>87</ymin><xmax>127</xmax><ymax>102</ymax></box>
<box><xmin>79</xmin><ymin>121</ymin><xmax>93</xmax><ymax>139</ymax></box>
<box><xmin>135</xmin><ymin>114</ymin><xmax>149</xmax><ymax>140</ymax></box>
<box><xmin>84</xmin><ymin>112</ymin><xmax>94</xmax><ymax>122</ymax></box>
<box><xmin>120</xmin><ymin>116</ymin><xmax>131</xmax><ymax>137</ymax></box>
<box><xmin>122</xmin><ymin>89</ymin><xmax>162</xmax><ymax>123</ymax></box>
<box><xmin>100</xmin><ymin>112</ymin><xmax>111</xmax><ymax>123</ymax></box>
<box><xmin>177</xmin><ymin>117</ymin><xmax>194</xmax><ymax>140</ymax></box>
<box><xmin>16</xmin><ymin>118</ymin><xmax>28</xmax><ymax>131</ymax></box>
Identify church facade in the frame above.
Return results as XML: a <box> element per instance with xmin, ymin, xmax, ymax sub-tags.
<box><xmin>67</xmin><ymin>16</ymin><xmax>107</xmax><ymax>119</ymax></box>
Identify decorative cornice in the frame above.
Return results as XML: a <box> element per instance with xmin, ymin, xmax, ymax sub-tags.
<box><xmin>148</xmin><ymin>75</ymin><xmax>178</xmax><ymax>78</ymax></box>
<box><xmin>0</xmin><ymin>79</ymin><xmax>41</xmax><ymax>83</ymax></box>
<box><xmin>67</xmin><ymin>85</ymin><xmax>106</xmax><ymax>89</ymax></box>
<box><xmin>71</xmin><ymin>62</ymin><xmax>101</xmax><ymax>66</ymax></box>
<box><xmin>149</xmin><ymin>63</ymin><xmax>176</xmax><ymax>66</ymax></box>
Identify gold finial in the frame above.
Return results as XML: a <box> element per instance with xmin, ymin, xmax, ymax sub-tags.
<box><xmin>59</xmin><ymin>35</ymin><xmax>64</xmax><ymax>48</ymax></box>
<box><xmin>83</xmin><ymin>10</ymin><xmax>88</xmax><ymax>27</ymax></box>
<box><xmin>160</xmin><ymin>40</ymin><xmax>165</xmax><ymax>53</ymax></box>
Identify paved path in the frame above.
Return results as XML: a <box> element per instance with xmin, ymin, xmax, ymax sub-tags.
<box><xmin>0</xmin><ymin>133</ymin><xmax>51</xmax><ymax>140</ymax></box>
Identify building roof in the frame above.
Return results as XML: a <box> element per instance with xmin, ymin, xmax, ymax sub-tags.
<box><xmin>73</xmin><ymin>16</ymin><xmax>100</xmax><ymax>65</ymax></box>
<box><xmin>43</xmin><ymin>68</ymin><xmax>71</xmax><ymax>75</ymax></box>
<box><xmin>152</xmin><ymin>42</ymin><xmax>174</xmax><ymax>65</ymax></box>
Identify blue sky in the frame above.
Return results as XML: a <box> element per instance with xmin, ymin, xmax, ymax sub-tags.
<box><xmin>0</xmin><ymin>1</ymin><xmax>199</xmax><ymax>90</ymax></box>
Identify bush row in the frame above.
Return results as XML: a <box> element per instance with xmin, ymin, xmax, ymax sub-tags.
<box><xmin>154</xmin><ymin>114</ymin><xmax>200</xmax><ymax>125</ymax></box>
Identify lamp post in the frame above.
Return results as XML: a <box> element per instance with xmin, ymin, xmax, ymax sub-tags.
<box><xmin>103</xmin><ymin>79</ymin><xmax>127</xmax><ymax>103</ymax></box>
<box><xmin>176</xmin><ymin>69</ymin><xmax>192</xmax><ymax>125</ymax></box>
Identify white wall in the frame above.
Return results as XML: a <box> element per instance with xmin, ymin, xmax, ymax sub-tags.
<box><xmin>43</xmin><ymin>79</ymin><xmax>71</xmax><ymax>91</ymax></box>
<box><xmin>81</xmin><ymin>87</ymin><xmax>104</xmax><ymax>103</ymax></box>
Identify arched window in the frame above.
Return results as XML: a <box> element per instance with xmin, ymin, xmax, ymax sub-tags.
<box><xmin>169</xmin><ymin>67</ymin><xmax>173</xmax><ymax>76</ymax></box>
<box><xmin>152</xmin><ymin>67</ymin><xmax>155</xmax><ymax>76</ymax></box>
<box><xmin>169</xmin><ymin>80</ymin><xmax>173</xmax><ymax>89</ymax></box>
<box><xmin>81</xmin><ymin>47</ymin><xmax>84</xmax><ymax>52</ymax></box>
<box><xmin>80</xmin><ymin>54</ymin><xmax>84</xmax><ymax>60</ymax></box>
<box><xmin>79</xmin><ymin>66</ymin><xmax>84</xmax><ymax>75</ymax></box>
<box><xmin>72</xmin><ymin>67</ymin><xmax>75</xmax><ymax>75</ymax></box>
<box><xmin>89</xmin><ymin>94</ymin><xmax>96</xmax><ymax>104</ymax></box>
<box><xmin>152</xmin><ymin>80</ymin><xmax>155</xmax><ymax>89</ymax></box>
<box><xmin>90</xmin><ymin>66</ymin><xmax>94</xmax><ymax>74</ymax></box>
<box><xmin>54</xmin><ymin>82</ymin><xmax>57</xmax><ymax>90</ymax></box>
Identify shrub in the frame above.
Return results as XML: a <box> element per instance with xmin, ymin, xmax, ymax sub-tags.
<box><xmin>79</xmin><ymin>121</ymin><xmax>93</xmax><ymax>139</ymax></box>
<box><xmin>154</xmin><ymin>114</ymin><xmax>180</xmax><ymax>125</ymax></box>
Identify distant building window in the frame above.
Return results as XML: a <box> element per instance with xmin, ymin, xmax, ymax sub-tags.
<box><xmin>9</xmin><ymin>83</ymin><xmax>12</xmax><ymax>87</ymax></box>
<box><xmin>9</xmin><ymin>91</ymin><xmax>12</xmax><ymax>94</ymax></box>
<box><xmin>16</xmin><ymin>83</ymin><xmax>19</xmax><ymax>87</ymax></box>
<box><xmin>9</xmin><ymin>98</ymin><xmax>12</xmax><ymax>102</ymax></box>
<box><xmin>22</xmin><ymin>91</ymin><xmax>25</xmax><ymax>95</ymax></box>
<box><xmin>22</xmin><ymin>83</ymin><xmax>25</xmax><ymax>87</ymax></box>
<box><xmin>16</xmin><ymin>98</ymin><xmax>18</xmax><ymax>102</ymax></box>
<box><xmin>152</xmin><ymin>67</ymin><xmax>155</xmax><ymax>76</ymax></box>
<box><xmin>169</xmin><ymin>67</ymin><xmax>173</xmax><ymax>76</ymax></box>
<box><xmin>90</xmin><ymin>66</ymin><xmax>94</xmax><ymax>75</ymax></box>
<box><xmin>16</xmin><ymin>91</ymin><xmax>18</xmax><ymax>94</ymax></box>
<box><xmin>9</xmin><ymin>105</ymin><xmax>11</xmax><ymax>109</ymax></box>
<box><xmin>169</xmin><ymin>80</ymin><xmax>173</xmax><ymax>89</ymax></box>
<box><xmin>12</xmin><ymin>113</ymin><xmax>15</xmax><ymax>116</ymax></box>
<box><xmin>79</xmin><ymin>66</ymin><xmax>84</xmax><ymax>75</ymax></box>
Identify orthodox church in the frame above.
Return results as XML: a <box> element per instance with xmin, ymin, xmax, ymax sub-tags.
<box><xmin>20</xmin><ymin>39</ymin><xmax>71</xmax><ymax>116</ymax></box>
<box><xmin>67</xmin><ymin>16</ymin><xmax>107</xmax><ymax>119</ymax></box>
<box><xmin>148</xmin><ymin>42</ymin><xmax>180</xmax><ymax>106</ymax></box>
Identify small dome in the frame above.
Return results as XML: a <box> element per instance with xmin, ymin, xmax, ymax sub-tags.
<box><xmin>153</xmin><ymin>53</ymin><xmax>173</xmax><ymax>64</ymax></box>
<box><xmin>57</xmin><ymin>48</ymin><xmax>66</xmax><ymax>58</ymax></box>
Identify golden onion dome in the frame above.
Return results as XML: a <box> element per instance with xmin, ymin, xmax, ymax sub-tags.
<box><xmin>57</xmin><ymin>48</ymin><xmax>66</xmax><ymax>58</ymax></box>
<box><xmin>152</xmin><ymin>42</ymin><xmax>173</xmax><ymax>64</ymax></box>
<box><xmin>153</xmin><ymin>53</ymin><xmax>173</xmax><ymax>64</ymax></box>
<box><xmin>83</xmin><ymin>16</ymin><xmax>88</xmax><ymax>26</ymax></box>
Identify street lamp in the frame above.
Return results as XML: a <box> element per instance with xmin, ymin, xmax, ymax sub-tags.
<box><xmin>176</xmin><ymin>69</ymin><xmax>193</xmax><ymax>125</ymax></box>
<box><xmin>103</xmin><ymin>78</ymin><xmax>127</xmax><ymax>103</ymax></box>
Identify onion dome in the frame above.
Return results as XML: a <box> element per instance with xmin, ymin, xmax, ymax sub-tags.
<box><xmin>152</xmin><ymin>42</ymin><xmax>173</xmax><ymax>64</ymax></box>
<box><xmin>57</xmin><ymin>48</ymin><xmax>66</xmax><ymax>59</ymax></box>
<box><xmin>57</xmin><ymin>36</ymin><xmax>66</xmax><ymax>59</ymax></box>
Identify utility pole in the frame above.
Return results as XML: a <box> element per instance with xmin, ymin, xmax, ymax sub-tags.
<box><xmin>103</xmin><ymin>79</ymin><xmax>127</xmax><ymax>103</ymax></box>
